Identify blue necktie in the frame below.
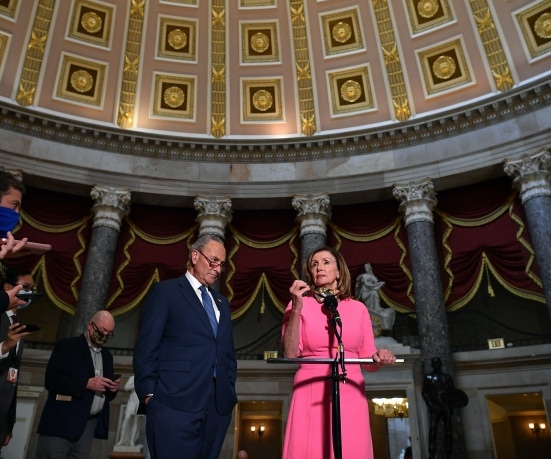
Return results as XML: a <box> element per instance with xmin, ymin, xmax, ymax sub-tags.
<box><xmin>199</xmin><ymin>285</ymin><xmax>218</xmax><ymax>336</ymax></box>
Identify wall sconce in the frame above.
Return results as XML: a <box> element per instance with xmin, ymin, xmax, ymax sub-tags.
<box><xmin>528</xmin><ymin>421</ymin><xmax>546</xmax><ymax>436</ymax></box>
<box><xmin>250</xmin><ymin>424</ymin><xmax>265</xmax><ymax>438</ymax></box>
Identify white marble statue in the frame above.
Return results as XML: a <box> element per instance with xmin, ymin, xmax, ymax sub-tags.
<box><xmin>355</xmin><ymin>263</ymin><xmax>396</xmax><ymax>332</ymax></box>
<box><xmin>115</xmin><ymin>375</ymin><xmax>143</xmax><ymax>449</ymax></box>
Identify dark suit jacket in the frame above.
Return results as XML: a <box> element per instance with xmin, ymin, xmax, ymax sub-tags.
<box><xmin>133</xmin><ymin>275</ymin><xmax>237</xmax><ymax>415</ymax></box>
<box><xmin>36</xmin><ymin>334</ymin><xmax>117</xmax><ymax>442</ymax></box>
<box><xmin>0</xmin><ymin>313</ymin><xmax>23</xmax><ymax>441</ymax></box>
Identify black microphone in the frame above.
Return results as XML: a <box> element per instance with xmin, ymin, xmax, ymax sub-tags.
<box><xmin>324</xmin><ymin>294</ymin><xmax>341</xmax><ymax>326</ymax></box>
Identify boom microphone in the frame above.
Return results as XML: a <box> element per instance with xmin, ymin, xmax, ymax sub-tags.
<box><xmin>323</xmin><ymin>294</ymin><xmax>341</xmax><ymax>326</ymax></box>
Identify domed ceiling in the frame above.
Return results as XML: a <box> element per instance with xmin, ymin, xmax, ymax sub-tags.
<box><xmin>0</xmin><ymin>0</ymin><xmax>550</xmax><ymax>207</ymax></box>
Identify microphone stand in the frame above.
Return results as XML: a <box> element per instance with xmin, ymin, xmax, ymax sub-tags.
<box><xmin>326</xmin><ymin>298</ymin><xmax>346</xmax><ymax>459</ymax></box>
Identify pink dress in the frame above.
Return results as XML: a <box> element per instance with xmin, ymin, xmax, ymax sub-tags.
<box><xmin>282</xmin><ymin>297</ymin><xmax>377</xmax><ymax>459</ymax></box>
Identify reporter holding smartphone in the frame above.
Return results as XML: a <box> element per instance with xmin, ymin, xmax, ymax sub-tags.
<box><xmin>35</xmin><ymin>310</ymin><xmax>120</xmax><ymax>459</ymax></box>
<box><xmin>0</xmin><ymin>268</ymin><xmax>36</xmax><ymax>454</ymax></box>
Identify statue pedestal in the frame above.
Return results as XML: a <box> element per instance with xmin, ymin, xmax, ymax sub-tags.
<box><xmin>108</xmin><ymin>453</ymin><xmax>143</xmax><ymax>459</ymax></box>
<box><xmin>110</xmin><ymin>445</ymin><xmax>143</xmax><ymax>458</ymax></box>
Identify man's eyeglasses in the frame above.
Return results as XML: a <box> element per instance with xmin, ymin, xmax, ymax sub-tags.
<box><xmin>196</xmin><ymin>250</ymin><xmax>226</xmax><ymax>272</ymax></box>
<box><xmin>91</xmin><ymin>322</ymin><xmax>114</xmax><ymax>338</ymax></box>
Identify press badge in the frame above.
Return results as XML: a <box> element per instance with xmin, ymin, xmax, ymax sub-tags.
<box><xmin>7</xmin><ymin>367</ymin><xmax>18</xmax><ymax>383</ymax></box>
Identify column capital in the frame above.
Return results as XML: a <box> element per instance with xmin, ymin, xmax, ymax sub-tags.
<box><xmin>393</xmin><ymin>178</ymin><xmax>437</xmax><ymax>225</ymax></box>
<box><xmin>194</xmin><ymin>196</ymin><xmax>233</xmax><ymax>239</ymax></box>
<box><xmin>503</xmin><ymin>148</ymin><xmax>551</xmax><ymax>203</ymax></box>
<box><xmin>90</xmin><ymin>185</ymin><xmax>131</xmax><ymax>231</ymax></box>
<box><xmin>292</xmin><ymin>193</ymin><xmax>331</xmax><ymax>236</ymax></box>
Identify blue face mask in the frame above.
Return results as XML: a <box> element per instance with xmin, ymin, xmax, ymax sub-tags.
<box><xmin>0</xmin><ymin>206</ymin><xmax>20</xmax><ymax>238</ymax></box>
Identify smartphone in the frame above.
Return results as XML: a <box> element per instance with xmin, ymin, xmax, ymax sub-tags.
<box><xmin>112</xmin><ymin>374</ymin><xmax>122</xmax><ymax>381</ymax></box>
<box><xmin>22</xmin><ymin>323</ymin><xmax>41</xmax><ymax>332</ymax></box>
<box><xmin>16</xmin><ymin>291</ymin><xmax>43</xmax><ymax>300</ymax></box>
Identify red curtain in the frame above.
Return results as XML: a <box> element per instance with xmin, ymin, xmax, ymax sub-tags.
<box><xmin>10</xmin><ymin>178</ymin><xmax>544</xmax><ymax>317</ymax></box>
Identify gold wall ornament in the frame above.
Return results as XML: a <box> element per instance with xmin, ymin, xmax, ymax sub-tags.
<box><xmin>321</xmin><ymin>8</ymin><xmax>364</xmax><ymax>55</ymax></box>
<box><xmin>0</xmin><ymin>0</ymin><xmax>18</xmax><ymax>18</ymax></box>
<box><xmin>406</xmin><ymin>0</ymin><xmax>452</xmax><ymax>35</ymax></box>
<box><xmin>241</xmin><ymin>22</ymin><xmax>279</xmax><ymax>63</ymax></box>
<box><xmin>56</xmin><ymin>55</ymin><xmax>105</xmax><ymax>106</ymax></box>
<box><xmin>116</xmin><ymin>0</ymin><xmax>145</xmax><ymax>129</ymax></box>
<box><xmin>212</xmin><ymin>8</ymin><xmax>225</xmax><ymax>27</ymax></box>
<box><xmin>328</xmin><ymin>66</ymin><xmax>374</xmax><ymax>116</ymax></box>
<box><xmin>16</xmin><ymin>0</ymin><xmax>55</xmax><ymax>107</ymax></box>
<box><xmin>240</xmin><ymin>0</ymin><xmax>275</xmax><ymax>7</ymax></box>
<box><xmin>158</xmin><ymin>18</ymin><xmax>196</xmax><ymax>61</ymax></box>
<box><xmin>372</xmin><ymin>0</ymin><xmax>412</xmax><ymax>121</ymax></box>
<box><xmin>0</xmin><ymin>33</ymin><xmax>7</xmax><ymax>73</ymax></box>
<box><xmin>69</xmin><ymin>0</ymin><xmax>113</xmax><ymax>47</ymax></box>
<box><xmin>290</xmin><ymin>0</ymin><xmax>316</xmax><ymax>135</ymax></box>
<box><xmin>242</xmin><ymin>79</ymin><xmax>283</xmax><ymax>121</ymax></box>
<box><xmin>153</xmin><ymin>74</ymin><xmax>195</xmax><ymax>119</ymax></box>
<box><xmin>515</xmin><ymin>1</ymin><xmax>551</xmax><ymax>60</ymax></box>
<box><xmin>210</xmin><ymin>0</ymin><xmax>227</xmax><ymax>138</ymax></box>
<box><xmin>393</xmin><ymin>97</ymin><xmax>411</xmax><ymax>122</ymax></box>
<box><xmin>418</xmin><ymin>38</ymin><xmax>472</xmax><ymax>95</ymax></box>
<box><xmin>468</xmin><ymin>0</ymin><xmax>514</xmax><ymax>92</ymax></box>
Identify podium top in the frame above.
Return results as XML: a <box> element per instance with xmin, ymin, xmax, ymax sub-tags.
<box><xmin>266</xmin><ymin>357</ymin><xmax>404</xmax><ymax>364</ymax></box>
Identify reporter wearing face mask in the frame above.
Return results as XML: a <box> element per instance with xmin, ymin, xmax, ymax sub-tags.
<box><xmin>0</xmin><ymin>170</ymin><xmax>28</xmax><ymax>312</ymax></box>
<box><xmin>35</xmin><ymin>310</ymin><xmax>121</xmax><ymax>459</ymax></box>
<box><xmin>0</xmin><ymin>268</ymin><xmax>36</xmax><ymax>454</ymax></box>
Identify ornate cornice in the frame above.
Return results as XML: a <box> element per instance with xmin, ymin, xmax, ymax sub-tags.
<box><xmin>0</xmin><ymin>78</ymin><xmax>550</xmax><ymax>164</ymax></box>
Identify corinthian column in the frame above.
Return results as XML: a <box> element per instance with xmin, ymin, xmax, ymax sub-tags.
<box><xmin>292</xmin><ymin>193</ymin><xmax>331</xmax><ymax>274</ymax></box>
<box><xmin>392</xmin><ymin>179</ymin><xmax>452</xmax><ymax>370</ymax></box>
<box><xmin>70</xmin><ymin>185</ymin><xmax>131</xmax><ymax>336</ymax></box>
<box><xmin>393</xmin><ymin>179</ymin><xmax>466</xmax><ymax>459</ymax></box>
<box><xmin>504</xmin><ymin>148</ymin><xmax>551</xmax><ymax>316</ymax></box>
<box><xmin>194</xmin><ymin>196</ymin><xmax>233</xmax><ymax>240</ymax></box>
<box><xmin>194</xmin><ymin>196</ymin><xmax>233</xmax><ymax>292</ymax></box>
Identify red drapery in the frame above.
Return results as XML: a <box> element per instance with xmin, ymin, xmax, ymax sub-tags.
<box><xmin>10</xmin><ymin>178</ymin><xmax>544</xmax><ymax>317</ymax></box>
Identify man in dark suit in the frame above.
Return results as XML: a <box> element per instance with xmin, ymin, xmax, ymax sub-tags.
<box><xmin>133</xmin><ymin>234</ymin><xmax>238</xmax><ymax>459</ymax></box>
<box><xmin>35</xmin><ymin>310</ymin><xmax>120</xmax><ymax>459</ymax></box>
<box><xmin>0</xmin><ymin>268</ymin><xmax>35</xmax><ymax>454</ymax></box>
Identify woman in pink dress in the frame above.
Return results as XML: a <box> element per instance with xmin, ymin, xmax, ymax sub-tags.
<box><xmin>282</xmin><ymin>246</ymin><xmax>396</xmax><ymax>459</ymax></box>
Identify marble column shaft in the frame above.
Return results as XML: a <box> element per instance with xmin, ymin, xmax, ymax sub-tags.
<box><xmin>504</xmin><ymin>149</ymin><xmax>551</xmax><ymax>316</ymax></box>
<box><xmin>69</xmin><ymin>186</ymin><xmax>131</xmax><ymax>336</ymax></box>
<box><xmin>292</xmin><ymin>193</ymin><xmax>331</xmax><ymax>277</ymax></box>
<box><xmin>393</xmin><ymin>180</ymin><xmax>453</xmax><ymax>373</ymax></box>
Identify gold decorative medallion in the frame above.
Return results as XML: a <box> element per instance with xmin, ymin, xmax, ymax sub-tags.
<box><xmin>153</xmin><ymin>73</ymin><xmax>195</xmax><ymax>120</ymax></box>
<box><xmin>417</xmin><ymin>38</ymin><xmax>472</xmax><ymax>96</ymax></box>
<box><xmin>432</xmin><ymin>55</ymin><xmax>456</xmax><ymax>80</ymax></box>
<box><xmin>340</xmin><ymin>80</ymin><xmax>362</xmax><ymax>103</ymax></box>
<box><xmin>242</xmin><ymin>79</ymin><xmax>283</xmax><ymax>121</ymax></box>
<box><xmin>332</xmin><ymin>22</ymin><xmax>352</xmax><ymax>44</ymax></box>
<box><xmin>417</xmin><ymin>0</ymin><xmax>439</xmax><ymax>19</ymax></box>
<box><xmin>56</xmin><ymin>54</ymin><xmax>105</xmax><ymax>106</ymax></box>
<box><xmin>406</xmin><ymin>0</ymin><xmax>452</xmax><ymax>35</ymax></box>
<box><xmin>68</xmin><ymin>0</ymin><xmax>113</xmax><ymax>47</ymax></box>
<box><xmin>515</xmin><ymin>1</ymin><xmax>551</xmax><ymax>59</ymax></box>
<box><xmin>0</xmin><ymin>0</ymin><xmax>18</xmax><ymax>19</ymax></box>
<box><xmin>158</xmin><ymin>17</ymin><xmax>197</xmax><ymax>61</ymax></box>
<box><xmin>70</xmin><ymin>69</ymin><xmax>94</xmax><ymax>93</ymax></box>
<box><xmin>328</xmin><ymin>66</ymin><xmax>374</xmax><ymax>116</ymax></box>
<box><xmin>321</xmin><ymin>8</ymin><xmax>364</xmax><ymax>55</ymax></box>
<box><xmin>252</xmin><ymin>89</ymin><xmax>273</xmax><ymax>111</ymax></box>
<box><xmin>168</xmin><ymin>29</ymin><xmax>188</xmax><ymax>50</ymax></box>
<box><xmin>242</xmin><ymin>22</ymin><xmax>279</xmax><ymax>63</ymax></box>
